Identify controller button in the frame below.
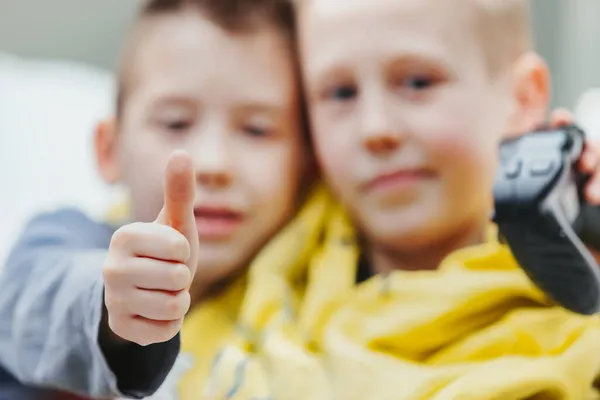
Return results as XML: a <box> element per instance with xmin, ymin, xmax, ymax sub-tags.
<box><xmin>530</xmin><ymin>159</ymin><xmax>554</xmax><ymax>176</ymax></box>
<box><xmin>505</xmin><ymin>159</ymin><xmax>522</xmax><ymax>178</ymax></box>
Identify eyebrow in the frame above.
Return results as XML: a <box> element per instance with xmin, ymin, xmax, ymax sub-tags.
<box><xmin>148</xmin><ymin>97</ymin><xmax>287</xmax><ymax>121</ymax></box>
<box><xmin>149</xmin><ymin>95</ymin><xmax>199</xmax><ymax>110</ymax></box>
<box><xmin>305</xmin><ymin>44</ymin><xmax>455</xmax><ymax>86</ymax></box>
<box><xmin>235</xmin><ymin>103</ymin><xmax>286</xmax><ymax>116</ymax></box>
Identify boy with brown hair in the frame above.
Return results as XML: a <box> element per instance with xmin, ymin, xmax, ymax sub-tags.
<box><xmin>0</xmin><ymin>0</ymin><xmax>311</xmax><ymax>398</ymax></box>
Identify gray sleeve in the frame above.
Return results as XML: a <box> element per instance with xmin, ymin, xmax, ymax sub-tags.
<box><xmin>0</xmin><ymin>209</ymin><xmax>180</xmax><ymax>399</ymax></box>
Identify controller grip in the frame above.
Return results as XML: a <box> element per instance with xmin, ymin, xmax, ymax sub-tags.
<box><xmin>499</xmin><ymin>209</ymin><xmax>600</xmax><ymax>315</ymax></box>
<box><xmin>578</xmin><ymin>204</ymin><xmax>600</xmax><ymax>252</ymax></box>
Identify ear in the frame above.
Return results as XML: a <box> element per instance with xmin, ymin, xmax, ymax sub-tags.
<box><xmin>507</xmin><ymin>52</ymin><xmax>551</xmax><ymax>134</ymax></box>
<box><xmin>94</xmin><ymin>118</ymin><xmax>121</xmax><ymax>184</ymax></box>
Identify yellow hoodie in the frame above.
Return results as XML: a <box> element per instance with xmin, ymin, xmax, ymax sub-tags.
<box><xmin>119</xmin><ymin>186</ymin><xmax>600</xmax><ymax>399</ymax></box>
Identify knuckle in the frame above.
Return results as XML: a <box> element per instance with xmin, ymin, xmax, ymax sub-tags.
<box><xmin>140</xmin><ymin>320</ymin><xmax>180</xmax><ymax>345</ymax></box>
<box><xmin>107</xmin><ymin>315</ymin><xmax>128</xmax><ymax>338</ymax></box>
<box><xmin>167</xmin><ymin>266</ymin><xmax>191</xmax><ymax>290</ymax></box>
<box><xmin>153</xmin><ymin>331</ymin><xmax>171</xmax><ymax>345</ymax></box>
<box><xmin>166</xmin><ymin>292</ymin><xmax>190</xmax><ymax>318</ymax></box>
<box><xmin>110</xmin><ymin>224</ymin><xmax>140</xmax><ymax>250</ymax></box>
<box><xmin>104</xmin><ymin>292</ymin><xmax>125</xmax><ymax>314</ymax></box>
<box><xmin>102</xmin><ymin>260</ymin><xmax>125</xmax><ymax>284</ymax></box>
<box><xmin>159</xmin><ymin>319</ymin><xmax>183</xmax><ymax>343</ymax></box>
<box><xmin>179</xmin><ymin>291</ymin><xmax>192</xmax><ymax>315</ymax></box>
<box><xmin>165</xmin><ymin>298</ymin><xmax>182</xmax><ymax>317</ymax></box>
<box><xmin>165</xmin><ymin>232</ymin><xmax>190</xmax><ymax>261</ymax></box>
<box><xmin>130</xmin><ymin>319</ymin><xmax>158</xmax><ymax>346</ymax></box>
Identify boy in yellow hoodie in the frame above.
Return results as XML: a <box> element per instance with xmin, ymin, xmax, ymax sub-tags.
<box><xmin>282</xmin><ymin>0</ymin><xmax>600</xmax><ymax>398</ymax></box>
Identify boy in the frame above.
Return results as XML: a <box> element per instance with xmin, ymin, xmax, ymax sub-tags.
<box><xmin>0</xmin><ymin>0</ymin><xmax>311</xmax><ymax>398</ymax></box>
<box><xmin>288</xmin><ymin>0</ymin><xmax>600</xmax><ymax>398</ymax></box>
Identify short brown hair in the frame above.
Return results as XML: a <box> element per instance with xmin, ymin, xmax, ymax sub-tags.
<box><xmin>142</xmin><ymin>0</ymin><xmax>294</xmax><ymax>34</ymax></box>
<box><xmin>116</xmin><ymin>0</ymin><xmax>296</xmax><ymax>118</ymax></box>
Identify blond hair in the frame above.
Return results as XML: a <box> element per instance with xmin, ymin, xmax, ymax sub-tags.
<box><xmin>293</xmin><ymin>0</ymin><xmax>533</xmax><ymax>75</ymax></box>
<box><xmin>472</xmin><ymin>0</ymin><xmax>533</xmax><ymax>74</ymax></box>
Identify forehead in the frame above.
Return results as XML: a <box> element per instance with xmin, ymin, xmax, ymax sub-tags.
<box><xmin>299</xmin><ymin>0</ymin><xmax>482</xmax><ymax>76</ymax></box>
<box><xmin>125</xmin><ymin>12</ymin><xmax>297</xmax><ymax>107</ymax></box>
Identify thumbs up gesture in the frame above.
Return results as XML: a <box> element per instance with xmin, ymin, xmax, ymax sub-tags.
<box><xmin>103</xmin><ymin>151</ymin><xmax>199</xmax><ymax>346</ymax></box>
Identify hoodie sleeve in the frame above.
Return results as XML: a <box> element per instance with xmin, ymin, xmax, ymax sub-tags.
<box><xmin>0</xmin><ymin>209</ymin><xmax>180</xmax><ymax>399</ymax></box>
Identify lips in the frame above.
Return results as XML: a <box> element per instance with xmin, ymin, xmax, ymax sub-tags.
<box><xmin>193</xmin><ymin>206</ymin><xmax>245</xmax><ymax>240</ymax></box>
<box><xmin>363</xmin><ymin>168</ymin><xmax>435</xmax><ymax>193</ymax></box>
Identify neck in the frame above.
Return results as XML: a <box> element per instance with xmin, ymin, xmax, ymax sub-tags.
<box><xmin>189</xmin><ymin>269</ymin><xmax>242</xmax><ymax>306</ymax></box>
<box><xmin>367</xmin><ymin>219</ymin><xmax>488</xmax><ymax>275</ymax></box>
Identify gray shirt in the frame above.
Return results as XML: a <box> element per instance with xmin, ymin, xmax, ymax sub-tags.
<box><xmin>0</xmin><ymin>209</ymin><xmax>180</xmax><ymax>399</ymax></box>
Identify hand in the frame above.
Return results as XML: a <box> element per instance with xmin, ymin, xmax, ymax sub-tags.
<box><xmin>543</xmin><ymin>108</ymin><xmax>600</xmax><ymax>205</ymax></box>
<box><xmin>103</xmin><ymin>151</ymin><xmax>199</xmax><ymax>346</ymax></box>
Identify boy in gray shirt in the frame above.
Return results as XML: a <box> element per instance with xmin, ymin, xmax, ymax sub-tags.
<box><xmin>0</xmin><ymin>0</ymin><xmax>309</xmax><ymax>397</ymax></box>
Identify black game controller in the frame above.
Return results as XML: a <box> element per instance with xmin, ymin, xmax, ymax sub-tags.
<box><xmin>493</xmin><ymin>125</ymin><xmax>600</xmax><ymax>315</ymax></box>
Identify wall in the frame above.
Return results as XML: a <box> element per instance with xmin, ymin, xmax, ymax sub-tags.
<box><xmin>0</xmin><ymin>0</ymin><xmax>138</xmax><ymax>70</ymax></box>
<box><xmin>1</xmin><ymin>0</ymin><xmax>600</xmax><ymax>106</ymax></box>
<box><xmin>532</xmin><ymin>0</ymin><xmax>600</xmax><ymax>107</ymax></box>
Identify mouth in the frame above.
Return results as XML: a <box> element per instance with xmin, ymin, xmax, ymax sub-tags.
<box><xmin>193</xmin><ymin>206</ymin><xmax>245</xmax><ymax>240</ymax></box>
<box><xmin>363</xmin><ymin>168</ymin><xmax>435</xmax><ymax>193</ymax></box>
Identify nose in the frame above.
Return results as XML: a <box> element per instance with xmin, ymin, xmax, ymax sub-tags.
<box><xmin>360</xmin><ymin>87</ymin><xmax>403</xmax><ymax>155</ymax></box>
<box><xmin>193</xmin><ymin>124</ymin><xmax>233</xmax><ymax>190</ymax></box>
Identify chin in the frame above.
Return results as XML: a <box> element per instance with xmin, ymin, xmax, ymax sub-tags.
<box><xmin>198</xmin><ymin>243</ymin><xmax>254</xmax><ymax>274</ymax></box>
<box><xmin>364</xmin><ymin>206</ymin><xmax>444</xmax><ymax>247</ymax></box>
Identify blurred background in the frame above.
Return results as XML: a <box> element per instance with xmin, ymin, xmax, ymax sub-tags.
<box><xmin>2</xmin><ymin>0</ymin><xmax>600</xmax><ymax>106</ymax></box>
<box><xmin>1</xmin><ymin>0</ymin><xmax>600</xmax><ymax>263</ymax></box>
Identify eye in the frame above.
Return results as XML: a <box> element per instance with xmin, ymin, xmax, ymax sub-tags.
<box><xmin>403</xmin><ymin>76</ymin><xmax>435</xmax><ymax>90</ymax></box>
<box><xmin>325</xmin><ymin>84</ymin><xmax>358</xmax><ymax>102</ymax></box>
<box><xmin>243</xmin><ymin>125</ymin><xmax>271</xmax><ymax>138</ymax></box>
<box><xmin>163</xmin><ymin>119</ymin><xmax>192</xmax><ymax>133</ymax></box>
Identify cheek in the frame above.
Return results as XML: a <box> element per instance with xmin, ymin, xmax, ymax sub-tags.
<box><xmin>429</xmin><ymin>130</ymin><xmax>490</xmax><ymax>163</ymax></box>
<box><xmin>414</xmin><ymin>101</ymin><xmax>499</xmax><ymax>175</ymax></box>
<box><xmin>415</xmin><ymin>111</ymin><xmax>499</xmax><ymax>206</ymax></box>
<box><xmin>311</xmin><ymin>120</ymin><xmax>355</xmax><ymax>197</ymax></box>
<box><xmin>239</xmin><ymin>146</ymin><xmax>302</xmax><ymax>216</ymax></box>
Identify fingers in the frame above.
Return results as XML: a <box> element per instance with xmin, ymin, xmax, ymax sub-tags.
<box><xmin>545</xmin><ymin>108</ymin><xmax>600</xmax><ymax>203</ymax></box>
<box><xmin>104</xmin><ymin>257</ymin><xmax>191</xmax><ymax>292</ymax></box>
<box><xmin>157</xmin><ymin>151</ymin><xmax>197</xmax><ymax>235</ymax></box>
<box><xmin>581</xmin><ymin>141</ymin><xmax>600</xmax><ymax>204</ymax></box>
<box><xmin>549</xmin><ymin>108</ymin><xmax>574</xmax><ymax>128</ymax></box>
<box><xmin>586</xmin><ymin>177</ymin><xmax>600</xmax><ymax>204</ymax></box>
<box><xmin>107</xmin><ymin>314</ymin><xmax>183</xmax><ymax>347</ymax></box>
<box><xmin>580</xmin><ymin>142</ymin><xmax>600</xmax><ymax>172</ymax></box>
<box><xmin>106</xmin><ymin>287</ymin><xmax>191</xmax><ymax>322</ymax></box>
<box><xmin>110</xmin><ymin>223</ymin><xmax>190</xmax><ymax>263</ymax></box>
<box><xmin>103</xmin><ymin>251</ymin><xmax>193</xmax><ymax>346</ymax></box>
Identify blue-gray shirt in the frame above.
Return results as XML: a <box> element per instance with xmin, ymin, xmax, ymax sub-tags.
<box><xmin>0</xmin><ymin>209</ymin><xmax>180</xmax><ymax>399</ymax></box>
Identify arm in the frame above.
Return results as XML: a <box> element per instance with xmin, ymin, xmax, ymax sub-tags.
<box><xmin>0</xmin><ymin>209</ymin><xmax>179</xmax><ymax>398</ymax></box>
